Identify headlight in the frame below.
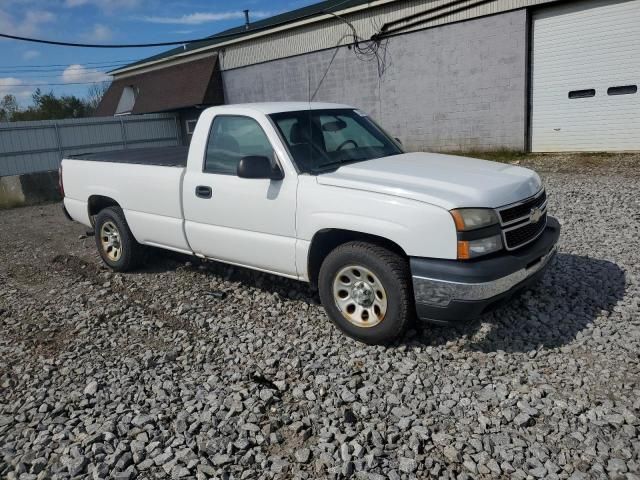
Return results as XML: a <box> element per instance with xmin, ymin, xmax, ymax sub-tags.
<box><xmin>451</xmin><ymin>208</ymin><xmax>502</xmax><ymax>259</ymax></box>
<box><xmin>457</xmin><ymin>234</ymin><xmax>502</xmax><ymax>259</ymax></box>
<box><xmin>450</xmin><ymin>208</ymin><xmax>499</xmax><ymax>231</ymax></box>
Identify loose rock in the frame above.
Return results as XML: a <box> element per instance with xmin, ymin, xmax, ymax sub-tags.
<box><xmin>1</xmin><ymin>170</ymin><xmax>639</xmax><ymax>479</ymax></box>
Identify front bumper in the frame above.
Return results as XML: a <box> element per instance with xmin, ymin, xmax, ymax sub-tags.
<box><xmin>411</xmin><ymin>216</ymin><xmax>560</xmax><ymax>324</ymax></box>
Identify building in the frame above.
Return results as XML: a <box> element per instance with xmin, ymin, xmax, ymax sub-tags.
<box><xmin>97</xmin><ymin>0</ymin><xmax>640</xmax><ymax>152</ymax></box>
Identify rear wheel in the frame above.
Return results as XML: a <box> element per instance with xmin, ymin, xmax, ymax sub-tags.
<box><xmin>318</xmin><ymin>241</ymin><xmax>413</xmax><ymax>345</ymax></box>
<box><xmin>94</xmin><ymin>206</ymin><xmax>143</xmax><ymax>272</ymax></box>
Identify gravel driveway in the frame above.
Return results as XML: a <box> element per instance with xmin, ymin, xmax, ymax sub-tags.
<box><xmin>1</xmin><ymin>167</ymin><xmax>639</xmax><ymax>480</ymax></box>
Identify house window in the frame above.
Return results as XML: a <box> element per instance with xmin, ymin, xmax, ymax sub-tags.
<box><xmin>186</xmin><ymin>119</ymin><xmax>197</xmax><ymax>135</ymax></box>
<box><xmin>607</xmin><ymin>85</ymin><xmax>637</xmax><ymax>96</ymax></box>
<box><xmin>568</xmin><ymin>89</ymin><xmax>595</xmax><ymax>99</ymax></box>
<box><xmin>115</xmin><ymin>86</ymin><xmax>137</xmax><ymax>115</ymax></box>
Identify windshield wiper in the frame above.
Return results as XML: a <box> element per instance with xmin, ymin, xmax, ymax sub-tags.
<box><xmin>313</xmin><ymin>157</ymin><xmax>370</xmax><ymax>173</ymax></box>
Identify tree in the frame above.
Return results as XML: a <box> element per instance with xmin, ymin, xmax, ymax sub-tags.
<box><xmin>86</xmin><ymin>82</ymin><xmax>111</xmax><ymax>113</ymax></box>
<box><xmin>12</xmin><ymin>88</ymin><xmax>91</xmax><ymax>121</ymax></box>
<box><xmin>0</xmin><ymin>94</ymin><xmax>19</xmax><ymax>122</ymax></box>
<box><xmin>1</xmin><ymin>86</ymin><xmax>107</xmax><ymax>122</ymax></box>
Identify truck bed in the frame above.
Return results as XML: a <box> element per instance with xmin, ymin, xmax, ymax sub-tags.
<box><xmin>70</xmin><ymin>146</ymin><xmax>188</xmax><ymax>167</ymax></box>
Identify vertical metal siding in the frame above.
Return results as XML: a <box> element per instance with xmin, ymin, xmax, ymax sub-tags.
<box><xmin>0</xmin><ymin>113</ymin><xmax>180</xmax><ymax>177</ymax></box>
<box><xmin>220</xmin><ymin>0</ymin><xmax>556</xmax><ymax>70</ymax></box>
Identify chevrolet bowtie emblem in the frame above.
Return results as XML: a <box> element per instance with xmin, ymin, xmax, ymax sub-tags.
<box><xmin>529</xmin><ymin>207</ymin><xmax>543</xmax><ymax>223</ymax></box>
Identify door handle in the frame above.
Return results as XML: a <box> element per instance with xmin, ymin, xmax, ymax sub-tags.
<box><xmin>195</xmin><ymin>185</ymin><xmax>212</xmax><ymax>199</ymax></box>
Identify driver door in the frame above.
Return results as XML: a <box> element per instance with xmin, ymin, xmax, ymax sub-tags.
<box><xmin>182</xmin><ymin>114</ymin><xmax>298</xmax><ymax>277</ymax></box>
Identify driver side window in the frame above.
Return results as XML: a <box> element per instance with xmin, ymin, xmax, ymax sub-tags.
<box><xmin>204</xmin><ymin>115</ymin><xmax>274</xmax><ymax>175</ymax></box>
<box><xmin>319</xmin><ymin>115</ymin><xmax>385</xmax><ymax>152</ymax></box>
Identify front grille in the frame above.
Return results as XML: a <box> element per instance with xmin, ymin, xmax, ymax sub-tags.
<box><xmin>496</xmin><ymin>189</ymin><xmax>548</xmax><ymax>250</ymax></box>
<box><xmin>504</xmin><ymin>213</ymin><xmax>547</xmax><ymax>250</ymax></box>
<box><xmin>499</xmin><ymin>190</ymin><xmax>546</xmax><ymax>224</ymax></box>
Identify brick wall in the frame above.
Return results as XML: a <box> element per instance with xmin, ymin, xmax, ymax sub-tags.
<box><xmin>222</xmin><ymin>10</ymin><xmax>527</xmax><ymax>152</ymax></box>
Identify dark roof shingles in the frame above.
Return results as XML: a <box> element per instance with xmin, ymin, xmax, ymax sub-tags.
<box><xmin>96</xmin><ymin>54</ymin><xmax>222</xmax><ymax>116</ymax></box>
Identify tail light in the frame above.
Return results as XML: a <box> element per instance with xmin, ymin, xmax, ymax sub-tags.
<box><xmin>58</xmin><ymin>163</ymin><xmax>64</xmax><ymax>197</ymax></box>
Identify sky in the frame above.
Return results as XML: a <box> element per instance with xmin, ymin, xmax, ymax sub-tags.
<box><xmin>0</xmin><ymin>0</ymin><xmax>318</xmax><ymax>106</ymax></box>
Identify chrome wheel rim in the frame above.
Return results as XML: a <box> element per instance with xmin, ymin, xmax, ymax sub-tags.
<box><xmin>332</xmin><ymin>265</ymin><xmax>387</xmax><ymax>328</ymax></box>
<box><xmin>100</xmin><ymin>221</ymin><xmax>122</xmax><ymax>262</ymax></box>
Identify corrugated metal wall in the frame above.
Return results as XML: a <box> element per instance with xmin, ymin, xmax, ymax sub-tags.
<box><xmin>220</xmin><ymin>0</ymin><xmax>554</xmax><ymax>70</ymax></box>
<box><xmin>0</xmin><ymin>114</ymin><xmax>180</xmax><ymax>177</ymax></box>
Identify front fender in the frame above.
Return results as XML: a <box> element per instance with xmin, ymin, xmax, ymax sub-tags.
<box><xmin>297</xmin><ymin>179</ymin><xmax>458</xmax><ymax>259</ymax></box>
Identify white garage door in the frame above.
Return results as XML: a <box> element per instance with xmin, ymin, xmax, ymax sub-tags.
<box><xmin>531</xmin><ymin>0</ymin><xmax>640</xmax><ymax>152</ymax></box>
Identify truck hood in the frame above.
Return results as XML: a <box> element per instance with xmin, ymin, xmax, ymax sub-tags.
<box><xmin>315</xmin><ymin>152</ymin><xmax>542</xmax><ymax>210</ymax></box>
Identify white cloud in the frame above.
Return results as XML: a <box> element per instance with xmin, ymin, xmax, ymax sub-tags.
<box><xmin>23</xmin><ymin>50</ymin><xmax>41</xmax><ymax>60</ymax></box>
<box><xmin>64</xmin><ymin>0</ymin><xmax>140</xmax><ymax>10</ymax></box>
<box><xmin>0</xmin><ymin>8</ymin><xmax>55</xmax><ymax>36</ymax></box>
<box><xmin>142</xmin><ymin>10</ymin><xmax>273</xmax><ymax>25</ymax></box>
<box><xmin>0</xmin><ymin>77</ymin><xmax>23</xmax><ymax>92</ymax></box>
<box><xmin>83</xmin><ymin>24</ymin><xmax>113</xmax><ymax>42</ymax></box>
<box><xmin>0</xmin><ymin>78</ymin><xmax>35</xmax><ymax>102</ymax></box>
<box><xmin>61</xmin><ymin>64</ymin><xmax>111</xmax><ymax>84</ymax></box>
<box><xmin>24</xmin><ymin>10</ymin><xmax>56</xmax><ymax>26</ymax></box>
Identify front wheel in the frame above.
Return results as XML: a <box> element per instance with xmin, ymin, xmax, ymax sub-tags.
<box><xmin>318</xmin><ymin>241</ymin><xmax>414</xmax><ymax>345</ymax></box>
<box><xmin>94</xmin><ymin>206</ymin><xmax>143</xmax><ymax>272</ymax></box>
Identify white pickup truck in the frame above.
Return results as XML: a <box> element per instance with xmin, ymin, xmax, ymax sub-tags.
<box><xmin>61</xmin><ymin>102</ymin><xmax>559</xmax><ymax>344</ymax></box>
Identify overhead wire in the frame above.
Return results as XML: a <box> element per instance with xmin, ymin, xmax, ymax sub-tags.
<box><xmin>0</xmin><ymin>66</ymin><xmax>116</xmax><ymax>82</ymax></box>
<box><xmin>0</xmin><ymin>63</ymin><xmax>130</xmax><ymax>74</ymax></box>
<box><xmin>326</xmin><ymin>10</ymin><xmax>390</xmax><ymax>76</ymax></box>
<box><xmin>0</xmin><ymin>74</ymin><xmax>111</xmax><ymax>80</ymax></box>
<box><xmin>0</xmin><ymin>70</ymin><xmax>119</xmax><ymax>78</ymax></box>
<box><xmin>0</xmin><ymin>80</ymin><xmax>111</xmax><ymax>87</ymax></box>
<box><xmin>0</xmin><ymin>32</ymin><xmax>233</xmax><ymax>48</ymax></box>
<box><xmin>0</xmin><ymin>59</ymin><xmax>140</xmax><ymax>69</ymax></box>
<box><xmin>0</xmin><ymin>3</ymin><xmax>357</xmax><ymax>91</ymax></box>
<box><xmin>1</xmin><ymin>1</ymin><xmax>385</xmax><ymax>92</ymax></box>
<box><xmin>310</xmin><ymin>6</ymin><xmax>393</xmax><ymax>101</ymax></box>
<box><xmin>310</xmin><ymin>33</ymin><xmax>351</xmax><ymax>101</ymax></box>
<box><xmin>376</xmin><ymin>0</ymin><xmax>471</xmax><ymax>34</ymax></box>
<box><xmin>0</xmin><ymin>75</ymin><xmax>112</xmax><ymax>82</ymax></box>
<box><xmin>0</xmin><ymin>0</ymin><xmax>360</xmax><ymax>96</ymax></box>
<box><xmin>374</xmin><ymin>0</ymin><xmax>496</xmax><ymax>38</ymax></box>
<box><xmin>0</xmin><ymin>0</ymin><xmax>360</xmax><ymax>49</ymax></box>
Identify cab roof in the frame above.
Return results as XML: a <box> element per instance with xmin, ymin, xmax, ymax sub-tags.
<box><xmin>206</xmin><ymin>102</ymin><xmax>356</xmax><ymax>115</ymax></box>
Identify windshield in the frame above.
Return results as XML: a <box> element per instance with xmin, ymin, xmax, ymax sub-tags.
<box><xmin>269</xmin><ymin>109</ymin><xmax>403</xmax><ymax>174</ymax></box>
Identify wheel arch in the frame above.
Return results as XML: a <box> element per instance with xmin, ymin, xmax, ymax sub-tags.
<box><xmin>87</xmin><ymin>195</ymin><xmax>122</xmax><ymax>226</ymax></box>
<box><xmin>307</xmin><ymin>228</ymin><xmax>408</xmax><ymax>287</ymax></box>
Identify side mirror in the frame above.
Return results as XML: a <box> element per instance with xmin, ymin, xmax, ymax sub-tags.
<box><xmin>237</xmin><ymin>156</ymin><xmax>284</xmax><ymax>180</ymax></box>
<box><xmin>394</xmin><ymin>137</ymin><xmax>403</xmax><ymax>145</ymax></box>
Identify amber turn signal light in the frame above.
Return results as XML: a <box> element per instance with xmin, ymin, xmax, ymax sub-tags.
<box><xmin>450</xmin><ymin>210</ymin><xmax>466</xmax><ymax>231</ymax></box>
<box><xmin>457</xmin><ymin>241</ymin><xmax>471</xmax><ymax>260</ymax></box>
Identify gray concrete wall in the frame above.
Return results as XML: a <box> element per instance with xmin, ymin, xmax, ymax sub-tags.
<box><xmin>222</xmin><ymin>10</ymin><xmax>527</xmax><ymax>151</ymax></box>
<box><xmin>0</xmin><ymin>171</ymin><xmax>61</xmax><ymax>209</ymax></box>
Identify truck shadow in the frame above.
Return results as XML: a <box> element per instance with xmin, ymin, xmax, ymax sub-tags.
<box><xmin>413</xmin><ymin>253</ymin><xmax>627</xmax><ymax>353</ymax></box>
<box><xmin>143</xmin><ymin>250</ymin><xmax>626</xmax><ymax>354</ymax></box>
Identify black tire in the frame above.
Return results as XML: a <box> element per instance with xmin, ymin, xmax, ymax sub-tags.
<box><xmin>318</xmin><ymin>241</ymin><xmax>414</xmax><ymax>345</ymax></box>
<box><xmin>94</xmin><ymin>206</ymin><xmax>143</xmax><ymax>272</ymax></box>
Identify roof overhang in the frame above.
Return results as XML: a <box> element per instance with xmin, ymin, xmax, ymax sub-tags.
<box><xmin>109</xmin><ymin>0</ymin><xmax>401</xmax><ymax>78</ymax></box>
<box><xmin>96</xmin><ymin>54</ymin><xmax>223</xmax><ymax>116</ymax></box>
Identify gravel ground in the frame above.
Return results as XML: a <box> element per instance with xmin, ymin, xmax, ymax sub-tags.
<box><xmin>1</xmin><ymin>167</ymin><xmax>639</xmax><ymax>480</ymax></box>
<box><xmin>515</xmin><ymin>152</ymin><xmax>640</xmax><ymax>177</ymax></box>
